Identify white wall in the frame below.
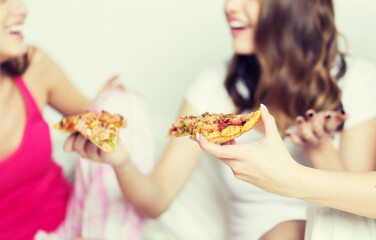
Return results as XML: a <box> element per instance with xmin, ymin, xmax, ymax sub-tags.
<box><xmin>335</xmin><ymin>0</ymin><xmax>376</xmax><ymax>63</ymax></box>
<box><xmin>23</xmin><ymin>0</ymin><xmax>376</xmax><ymax>166</ymax></box>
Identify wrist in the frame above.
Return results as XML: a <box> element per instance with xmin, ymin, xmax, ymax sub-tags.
<box><xmin>282</xmin><ymin>161</ymin><xmax>308</xmax><ymax>199</ymax></box>
<box><xmin>113</xmin><ymin>157</ymin><xmax>132</xmax><ymax>171</ymax></box>
<box><xmin>305</xmin><ymin>137</ymin><xmax>333</xmax><ymax>155</ymax></box>
<box><xmin>267</xmin><ymin>154</ymin><xmax>306</xmax><ymax>199</ymax></box>
<box><xmin>106</xmin><ymin>145</ymin><xmax>131</xmax><ymax>168</ymax></box>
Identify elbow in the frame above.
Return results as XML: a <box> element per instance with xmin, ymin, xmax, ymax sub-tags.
<box><xmin>144</xmin><ymin>210</ymin><xmax>164</xmax><ymax>219</ymax></box>
<box><xmin>138</xmin><ymin>200</ymin><xmax>171</xmax><ymax>219</ymax></box>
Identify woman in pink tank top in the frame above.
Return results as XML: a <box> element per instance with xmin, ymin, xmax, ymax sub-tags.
<box><xmin>0</xmin><ymin>1</ymin><xmax>91</xmax><ymax>239</ymax></box>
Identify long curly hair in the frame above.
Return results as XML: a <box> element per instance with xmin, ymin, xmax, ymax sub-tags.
<box><xmin>225</xmin><ymin>0</ymin><xmax>346</xmax><ymax>131</ymax></box>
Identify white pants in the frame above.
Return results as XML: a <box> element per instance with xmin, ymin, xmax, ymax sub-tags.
<box><xmin>305</xmin><ymin>204</ymin><xmax>376</xmax><ymax>240</ymax></box>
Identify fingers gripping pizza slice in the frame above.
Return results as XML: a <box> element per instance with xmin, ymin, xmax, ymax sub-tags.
<box><xmin>168</xmin><ymin>110</ymin><xmax>261</xmax><ymax>143</ymax></box>
<box><xmin>54</xmin><ymin>111</ymin><xmax>127</xmax><ymax>152</ymax></box>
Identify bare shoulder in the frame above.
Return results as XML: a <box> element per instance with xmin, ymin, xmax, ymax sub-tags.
<box><xmin>23</xmin><ymin>46</ymin><xmax>75</xmax><ymax>96</ymax></box>
<box><xmin>23</xmin><ymin>46</ymin><xmax>58</xmax><ymax>86</ymax></box>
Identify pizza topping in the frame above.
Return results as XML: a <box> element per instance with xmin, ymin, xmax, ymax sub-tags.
<box><xmin>216</xmin><ymin>116</ymin><xmax>248</xmax><ymax>132</ymax></box>
<box><xmin>201</xmin><ymin>112</ymin><xmax>209</xmax><ymax>117</ymax></box>
<box><xmin>227</xmin><ymin>116</ymin><xmax>248</xmax><ymax>126</ymax></box>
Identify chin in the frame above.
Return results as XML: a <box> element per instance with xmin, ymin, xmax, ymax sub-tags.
<box><xmin>233</xmin><ymin>42</ymin><xmax>255</xmax><ymax>55</ymax></box>
<box><xmin>1</xmin><ymin>47</ymin><xmax>28</xmax><ymax>60</ymax></box>
<box><xmin>233</xmin><ymin>48</ymin><xmax>255</xmax><ymax>55</ymax></box>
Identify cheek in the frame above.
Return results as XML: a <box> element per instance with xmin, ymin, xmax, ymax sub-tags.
<box><xmin>245</xmin><ymin>1</ymin><xmax>261</xmax><ymax>26</ymax></box>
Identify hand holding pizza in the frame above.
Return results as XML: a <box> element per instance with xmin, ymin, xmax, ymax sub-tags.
<box><xmin>285</xmin><ymin>109</ymin><xmax>347</xmax><ymax>150</ymax></box>
<box><xmin>63</xmin><ymin>133</ymin><xmax>130</xmax><ymax>167</ymax></box>
<box><xmin>195</xmin><ymin>104</ymin><xmax>302</xmax><ymax>197</ymax></box>
<box><xmin>55</xmin><ymin>111</ymin><xmax>130</xmax><ymax>167</ymax></box>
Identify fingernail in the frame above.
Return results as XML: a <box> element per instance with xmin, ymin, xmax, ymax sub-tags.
<box><xmin>117</xmin><ymin>85</ymin><xmax>127</xmax><ymax>92</ymax></box>
<box><xmin>260</xmin><ymin>104</ymin><xmax>269</xmax><ymax>113</ymax></box>
<box><xmin>196</xmin><ymin>133</ymin><xmax>200</xmax><ymax>141</ymax></box>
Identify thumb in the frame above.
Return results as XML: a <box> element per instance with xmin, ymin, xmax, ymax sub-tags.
<box><xmin>260</xmin><ymin>104</ymin><xmax>280</xmax><ymax>139</ymax></box>
<box><xmin>197</xmin><ymin>133</ymin><xmax>242</xmax><ymax>160</ymax></box>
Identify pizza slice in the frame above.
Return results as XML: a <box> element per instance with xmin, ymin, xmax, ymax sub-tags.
<box><xmin>54</xmin><ymin>111</ymin><xmax>127</xmax><ymax>152</ymax></box>
<box><xmin>168</xmin><ymin>109</ymin><xmax>261</xmax><ymax>143</ymax></box>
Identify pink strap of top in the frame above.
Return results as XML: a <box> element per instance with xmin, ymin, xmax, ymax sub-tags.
<box><xmin>0</xmin><ymin>76</ymin><xmax>71</xmax><ymax>240</ymax></box>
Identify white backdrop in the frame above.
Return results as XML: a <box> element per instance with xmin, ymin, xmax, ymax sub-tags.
<box><xmin>21</xmin><ymin>0</ymin><xmax>376</xmax><ymax>238</ymax></box>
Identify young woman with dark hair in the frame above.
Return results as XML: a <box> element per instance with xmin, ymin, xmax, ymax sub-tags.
<box><xmin>66</xmin><ymin>0</ymin><xmax>376</xmax><ymax>239</ymax></box>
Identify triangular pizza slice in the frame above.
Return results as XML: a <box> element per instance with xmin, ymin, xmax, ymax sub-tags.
<box><xmin>168</xmin><ymin>109</ymin><xmax>261</xmax><ymax>143</ymax></box>
<box><xmin>54</xmin><ymin>111</ymin><xmax>127</xmax><ymax>152</ymax></box>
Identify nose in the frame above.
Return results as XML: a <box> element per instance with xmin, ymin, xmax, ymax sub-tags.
<box><xmin>11</xmin><ymin>0</ymin><xmax>28</xmax><ymax>19</ymax></box>
<box><xmin>225</xmin><ymin>0</ymin><xmax>245</xmax><ymax>14</ymax></box>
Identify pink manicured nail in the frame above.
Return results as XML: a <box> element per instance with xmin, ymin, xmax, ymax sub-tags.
<box><xmin>260</xmin><ymin>104</ymin><xmax>268</xmax><ymax>112</ymax></box>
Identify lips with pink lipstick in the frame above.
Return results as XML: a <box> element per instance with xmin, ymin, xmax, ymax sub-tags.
<box><xmin>228</xmin><ymin>20</ymin><xmax>249</xmax><ymax>37</ymax></box>
<box><xmin>5</xmin><ymin>24</ymin><xmax>24</xmax><ymax>40</ymax></box>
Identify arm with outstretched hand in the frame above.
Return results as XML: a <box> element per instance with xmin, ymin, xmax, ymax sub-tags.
<box><xmin>196</xmin><ymin>104</ymin><xmax>376</xmax><ymax>218</ymax></box>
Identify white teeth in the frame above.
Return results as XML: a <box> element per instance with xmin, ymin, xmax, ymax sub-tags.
<box><xmin>229</xmin><ymin>21</ymin><xmax>248</xmax><ymax>29</ymax></box>
<box><xmin>6</xmin><ymin>25</ymin><xmax>24</xmax><ymax>34</ymax></box>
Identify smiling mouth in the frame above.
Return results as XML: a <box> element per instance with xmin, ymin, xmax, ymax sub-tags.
<box><xmin>229</xmin><ymin>21</ymin><xmax>249</xmax><ymax>30</ymax></box>
<box><xmin>5</xmin><ymin>25</ymin><xmax>24</xmax><ymax>35</ymax></box>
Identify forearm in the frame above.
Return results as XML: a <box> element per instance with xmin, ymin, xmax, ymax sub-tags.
<box><xmin>112</xmin><ymin>100</ymin><xmax>201</xmax><ymax>218</ymax></box>
<box><xmin>293</xmin><ymin>166</ymin><xmax>376</xmax><ymax>218</ymax></box>
<box><xmin>114</xmin><ymin>161</ymin><xmax>167</xmax><ymax>218</ymax></box>
<box><xmin>306</xmin><ymin>140</ymin><xmax>346</xmax><ymax>171</ymax></box>
<box><xmin>114</xmin><ymin>138</ymin><xmax>202</xmax><ymax>218</ymax></box>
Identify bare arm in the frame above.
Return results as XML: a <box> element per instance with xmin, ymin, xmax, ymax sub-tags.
<box><xmin>23</xmin><ymin>46</ymin><xmax>91</xmax><ymax>116</ymax></box>
<box><xmin>287</xmin><ymin>110</ymin><xmax>376</xmax><ymax>173</ymax></box>
<box><xmin>64</xmin><ymin>100</ymin><xmax>203</xmax><ymax>218</ymax></box>
<box><xmin>115</xmin><ymin>101</ymin><xmax>204</xmax><ymax>217</ymax></box>
<box><xmin>304</xmin><ymin>116</ymin><xmax>376</xmax><ymax>173</ymax></box>
<box><xmin>295</xmin><ymin>166</ymin><xmax>376</xmax><ymax>218</ymax></box>
<box><xmin>340</xmin><ymin>117</ymin><xmax>376</xmax><ymax>171</ymax></box>
<box><xmin>197</xmin><ymin>105</ymin><xmax>376</xmax><ymax>218</ymax></box>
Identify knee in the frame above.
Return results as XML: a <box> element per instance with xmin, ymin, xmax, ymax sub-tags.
<box><xmin>259</xmin><ymin>220</ymin><xmax>306</xmax><ymax>240</ymax></box>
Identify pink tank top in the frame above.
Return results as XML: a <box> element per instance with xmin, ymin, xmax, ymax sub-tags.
<box><xmin>0</xmin><ymin>76</ymin><xmax>71</xmax><ymax>240</ymax></box>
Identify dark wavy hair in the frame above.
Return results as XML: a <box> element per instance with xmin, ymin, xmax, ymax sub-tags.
<box><xmin>1</xmin><ymin>54</ymin><xmax>29</xmax><ymax>77</ymax></box>
<box><xmin>225</xmin><ymin>0</ymin><xmax>346</xmax><ymax>131</ymax></box>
